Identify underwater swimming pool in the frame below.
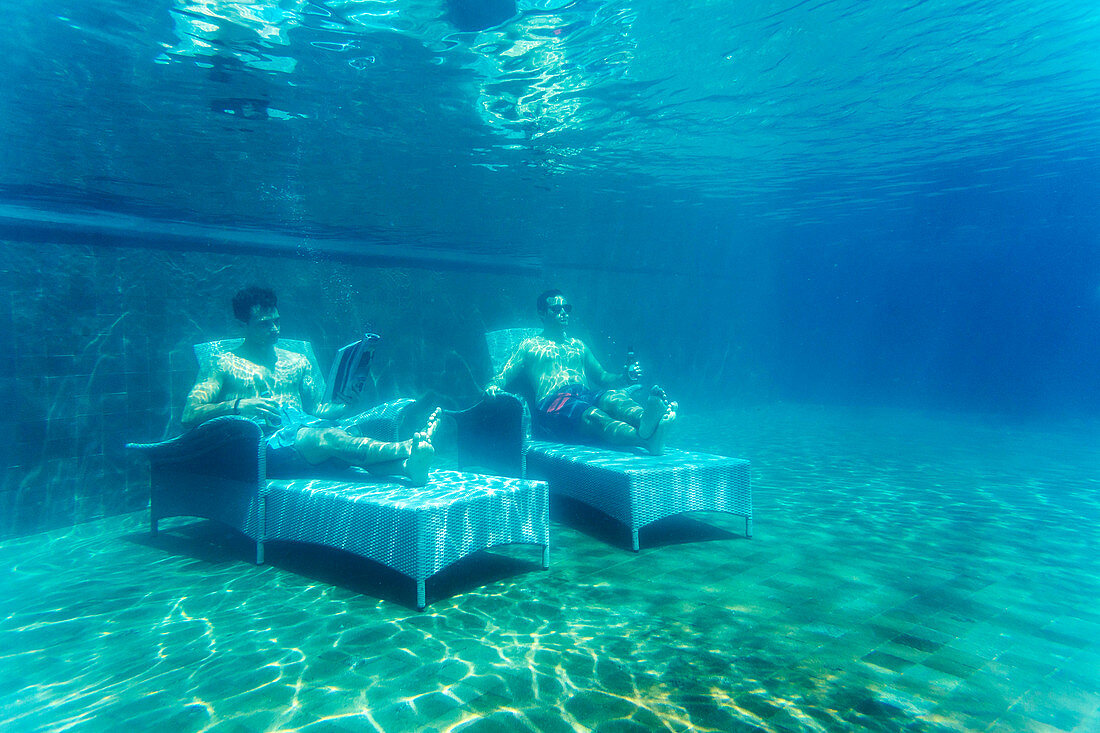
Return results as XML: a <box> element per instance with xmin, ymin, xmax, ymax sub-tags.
<box><xmin>3</xmin><ymin>404</ymin><xmax>1097</xmax><ymax>732</ymax></box>
<box><xmin>3</xmin><ymin>0</ymin><xmax>1100</xmax><ymax>728</ymax></box>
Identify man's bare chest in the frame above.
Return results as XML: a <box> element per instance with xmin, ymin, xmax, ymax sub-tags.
<box><xmin>223</xmin><ymin>355</ymin><xmax>301</xmax><ymax>396</ymax></box>
<box><xmin>529</xmin><ymin>341</ymin><xmax>585</xmax><ymax>371</ymax></box>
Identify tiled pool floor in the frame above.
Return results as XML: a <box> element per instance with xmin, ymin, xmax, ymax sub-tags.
<box><xmin>2</xmin><ymin>404</ymin><xmax>1098</xmax><ymax>732</ymax></box>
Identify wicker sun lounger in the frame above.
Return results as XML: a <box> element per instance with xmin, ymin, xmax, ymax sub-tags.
<box><xmin>482</xmin><ymin>328</ymin><xmax>752</xmax><ymax>551</ymax></box>
<box><xmin>128</xmin><ymin>339</ymin><xmax>550</xmax><ymax>609</ymax></box>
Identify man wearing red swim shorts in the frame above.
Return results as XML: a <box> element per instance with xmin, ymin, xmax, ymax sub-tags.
<box><xmin>486</xmin><ymin>289</ymin><xmax>676</xmax><ymax>454</ymax></box>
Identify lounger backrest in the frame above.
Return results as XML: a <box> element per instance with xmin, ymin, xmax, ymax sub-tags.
<box><xmin>193</xmin><ymin>339</ymin><xmax>327</xmax><ymax>397</ymax></box>
<box><xmin>485</xmin><ymin>328</ymin><xmax>540</xmax><ymax>376</ymax></box>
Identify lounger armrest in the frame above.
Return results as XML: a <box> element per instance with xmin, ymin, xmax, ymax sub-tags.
<box><xmin>127</xmin><ymin>416</ymin><xmax>264</xmax><ymax>484</ymax></box>
<box><xmin>444</xmin><ymin>392</ymin><xmax>527</xmax><ymax>477</ymax></box>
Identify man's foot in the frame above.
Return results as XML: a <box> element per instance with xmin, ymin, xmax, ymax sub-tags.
<box><xmin>402</xmin><ymin>408</ymin><xmax>440</xmax><ymax>486</ymax></box>
<box><xmin>638</xmin><ymin>386</ymin><xmax>677</xmax><ymax>455</ymax></box>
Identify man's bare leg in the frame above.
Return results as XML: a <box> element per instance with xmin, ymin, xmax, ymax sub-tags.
<box><xmin>580</xmin><ymin>387</ymin><xmax>677</xmax><ymax>455</ymax></box>
<box><xmin>294</xmin><ymin>409</ymin><xmax>440</xmax><ymax>485</ymax></box>
<box><xmin>579</xmin><ymin>407</ymin><xmax>640</xmax><ymax>446</ymax></box>
<box><xmin>637</xmin><ymin>386</ymin><xmax>677</xmax><ymax>456</ymax></box>
<box><xmin>596</xmin><ymin>390</ymin><xmax>644</xmax><ymax>427</ymax></box>
<box><xmin>594</xmin><ymin>386</ymin><xmax>677</xmax><ymax>455</ymax></box>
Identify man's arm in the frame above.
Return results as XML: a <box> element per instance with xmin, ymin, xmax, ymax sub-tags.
<box><xmin>182</xmin><ymin>358</ymin><xmax>283</xmax><ymax>428</ymax></box>
<box><xmin>301</xmin><ymin>360</ymin><xmax>351</xmax><ymax>419</ymax></box>
<box><xmin>584</xmin><ymin>344</ymin><xmax>629</xmax><ymax>388</ymax></box>
<box><xmin>181</xmin><ymin>365</ymin><xmax>234</xmax><ymax>428</ymax></box>
<box><xmin>486</xmin><ymin>343</ymin><xmax>527</xmax><ymax>395</ymax></box>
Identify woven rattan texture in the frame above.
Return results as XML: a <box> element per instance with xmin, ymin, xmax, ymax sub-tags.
<box><xmin>131</xmin><ymin>416</ymin><xmax>266</xmax><ymax>539</ymax></box>
<box><xmin>131</xmin><ymin>336</ymin><xmax>551</xmax><ymax>606</ymax></box>
<box><xmin>263</xmin><ymin>470</ymin><xmax>550</xmax><ymax>580</ymax></box>
<box><xmin>130</xmin><ymin>341</ymin><xmax>420</xmax><ymax>567</ymax></box>
<box><xmin>485</xmin><ymin>328</ymin><xmax>753</xmax><ymax>547</ymax></box>
<box><xmin>526</xmin><ymin>442</ymin><xmax>752</xmax><ymax>539</ymax></box>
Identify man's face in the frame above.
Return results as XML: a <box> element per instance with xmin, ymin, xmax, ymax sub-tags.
<box><xmin>246</xmin><ymin>306</ymin><xmax>280</xmax><ymax>346</ymax></box>
<box><xmin>540</xmin><ymin>295</ymin><xmax>571</xmax><ymax>329</ymax></box>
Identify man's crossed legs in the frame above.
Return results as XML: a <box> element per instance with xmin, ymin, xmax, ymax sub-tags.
<box><xmin>294</xmin><ymin>408</ymin><xmax>441</xmax><ymax>485</ymax></box>
<box><xmin>579</xmin><ymin>386</ymin><xmax>677</xmax><ymax>455</ymax></box>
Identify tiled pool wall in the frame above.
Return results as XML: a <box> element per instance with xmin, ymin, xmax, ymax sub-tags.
<box><xmin>0</xmin><ymin>241</ymin><xmax>545</xmax><ymax>539</ymax></box>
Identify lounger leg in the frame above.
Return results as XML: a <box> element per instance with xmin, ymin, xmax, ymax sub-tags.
<box><xmin>417</xmin><ymin>580</ymin><xmax>426</xmax><ymax>610</ymax></box>
<box><xmin>631</xmin><ymin>529</ymin><xmax>640</xmax><ymax>553</ymax></box>
<box><xmin>542</xmin><ymin>544</ymin><xmax>550</xmax><ymax>569</ymax></box>
<box><xmin>746</xmin><ymin>516</ymin><xmax>753</xmax><ymax>539</ymax></box>
<box><xmin>257</xmin><ymin>494</ymin><xmax>266</xmax><ymax>564</ymax></box>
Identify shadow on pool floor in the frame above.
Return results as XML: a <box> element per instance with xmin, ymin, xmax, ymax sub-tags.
<box><xmin>2</xmin><ymin>404</ymin><xmax>1098</xmax><ymax>732</ymax></box>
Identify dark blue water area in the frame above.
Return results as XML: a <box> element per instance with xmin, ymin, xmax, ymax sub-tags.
<box><xmin>667</xmin><ymin>153</ymin><xmax>1100</xmax><ymax>420</ymax></box>
<box><xmin>4</xmin><ymin>153</ymin><xmax>1098</xmax><ymax>422</ymax></box>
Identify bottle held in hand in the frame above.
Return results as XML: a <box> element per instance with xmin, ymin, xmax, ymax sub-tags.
<box><xmin>625</xmin><ymin>347</ymin><xmax>641</xmax><ymax>384</ymax></box>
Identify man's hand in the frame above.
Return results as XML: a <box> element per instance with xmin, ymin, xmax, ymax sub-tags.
<box><xmin>626</xmin><ymin>362</ymin><xmax>644</xmax><ymax>383</ymax></box>
<box><xmin>237</xmin><ymin>396</ymin><xmax>282</xmax><ymax>423</ymax></box>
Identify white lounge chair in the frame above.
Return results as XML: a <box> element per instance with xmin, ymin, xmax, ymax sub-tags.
<box><xmin>482</xmin><ymin>328</ymin><xmax>752</xmax><ymax>551</ymax></box>
<box><xmin>128</xmin><ymin>338</ymin><xmax>550</xmax><ymax>609</ymax></box>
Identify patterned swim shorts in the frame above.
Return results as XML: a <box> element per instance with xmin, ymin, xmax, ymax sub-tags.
<box><xmin>534</xmin><ymin>384</ymin><xmax>606</xmax><ymax>441</ymax></box>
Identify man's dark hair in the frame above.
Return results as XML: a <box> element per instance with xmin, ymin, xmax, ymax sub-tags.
<box><xmin>537</xmin><ymin>289</ymin><xmax>564</xmax><ymax>314</ymax></box>
<box><xmin>232</xmin><ymin>286</ymin><xmax>277</xmax><ymax>323</ymax></box>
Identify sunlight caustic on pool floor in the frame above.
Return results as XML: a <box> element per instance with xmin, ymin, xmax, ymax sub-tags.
<box><xmin>1</xmin><ymin>404</ymin><xmax>1098</xmax><ymax>732</ymax></box>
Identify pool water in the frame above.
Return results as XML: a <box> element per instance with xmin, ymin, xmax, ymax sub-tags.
<box><xmin>2</xmin><ymin>404</ymin><xmax>1098</xmax><ymax>732</ymax></box>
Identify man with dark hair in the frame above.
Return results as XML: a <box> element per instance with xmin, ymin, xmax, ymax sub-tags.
<box><xmin>183</xmin><ymin>287</ymin><xmax>437</xmax><ymax>484</ymax></box>
<box><xmin>486</xmin><ymin>289</ymin><xmax>676</xmax><ymax>454</ymax></box>
<box><xmin>231</xmin><ymin>285</ymin><xmax>277</xmax><ymax>323</ymax></box>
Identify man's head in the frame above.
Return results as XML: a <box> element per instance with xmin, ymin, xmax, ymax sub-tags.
<box><xmin>537</xmin><ymin>288</ymin><xmax>571</xmax><ymax>332</ymax></box>
<box><xmin>232</xmin><ymin>286</ymin><xmax>280</xmax><ymax>347</ymax></box>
